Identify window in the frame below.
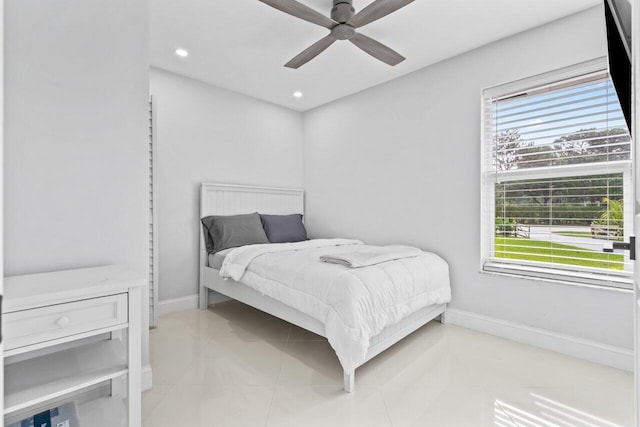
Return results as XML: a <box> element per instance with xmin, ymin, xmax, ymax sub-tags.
<box><xmin>481</xmin><ymin>59</ymin><xmax>633</xmax><ymax>288</ymax></box>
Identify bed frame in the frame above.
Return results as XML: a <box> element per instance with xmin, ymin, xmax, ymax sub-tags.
<box><xmin>198</xmin><ymin>182</ymin><xmax>446</xmax><ymax>392</ymax></box>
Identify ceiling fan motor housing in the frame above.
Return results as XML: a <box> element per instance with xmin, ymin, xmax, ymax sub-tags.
<box><xmin>331</xmin><ymin>0</ymin><xmax>354</xmax><ymax>23</ymax></box>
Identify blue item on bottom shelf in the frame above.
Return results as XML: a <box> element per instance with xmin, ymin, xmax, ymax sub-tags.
<box><xmin>32</xmin><ymin>409</ymin><xmax>51</xmax><ymax>427</ymax></box>
<box><xmin>7</xmin><ymin>402</ymin><xmax>79</xmax><ymax>427</ymax></box>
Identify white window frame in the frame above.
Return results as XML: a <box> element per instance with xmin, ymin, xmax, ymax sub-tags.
<box><xmin>480</xmin><ymin>58</ymin><xmax>634</xmax><ymax>289</ymax></box>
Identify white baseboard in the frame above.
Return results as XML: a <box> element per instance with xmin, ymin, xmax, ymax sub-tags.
<box><xmin>158</xmin><ymin>292</ymin><xmax>231</xmax><ymax>316</ymax></box>
<box><xmin>157</xmin><ymin>295</ymin><xmax>199</xmax><ymax>316</ymax></box>
<box><xmin>142</xmin><ymin>364</ymin><xmax>153</xmax><ymax>392</ymax></box>
<box><xmin>446</xmin><ymin>308</ymin><xmax>633</xmax><ymax>372</ymax></box>
<box><xmin>156</xmin><ymin>298</ymin><xmax>632</xmax><ymax>371</ymax></box>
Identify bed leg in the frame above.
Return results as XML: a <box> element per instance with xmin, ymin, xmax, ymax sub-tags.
<box><xmin>199</xmin><ymin>286</ymin><xmax>208</xmax><ymax>310</ymax></box>
<box><xmin>440</xmin><ymin>305</ymin><xmax>448</xmax><ymax>324</ymax></box>
<box><xmin>343</xmin><ymin>370</ymin><xmax>354</xmax><ymax>393</ymax></box>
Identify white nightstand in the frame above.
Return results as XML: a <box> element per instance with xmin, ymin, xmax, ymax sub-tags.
<box><xmin>3</xmin><ymin>265</ymin><xmax>144</xmax><ymax>426</ymax></box>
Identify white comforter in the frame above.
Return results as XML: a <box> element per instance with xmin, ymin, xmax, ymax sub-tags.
<box><xmin>220</xmin><ymin>239</ymin><xmax>451</xmax><ymax>373</ymax></box>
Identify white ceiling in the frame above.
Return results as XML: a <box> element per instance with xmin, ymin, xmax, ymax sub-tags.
<box><xmin>150</xmin><ymin>0</ymin><xmax>601</xmax><ymax>112</ymax></box>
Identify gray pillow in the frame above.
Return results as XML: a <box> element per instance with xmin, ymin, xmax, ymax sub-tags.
<box><xmin>260</xmin><ymin>214</ymin><xmax>308</xmax><ymax>243</ymax></box>
<box><xmin>201</xmin><ymin>213</ymin><xmax>269</xmax><ymax>254</ymax></box>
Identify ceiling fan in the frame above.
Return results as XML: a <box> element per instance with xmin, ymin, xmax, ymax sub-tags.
<box><xmin>259</xmin><ymin>0</ymin><xmax>414</xmax><ymax>68</ymax></box>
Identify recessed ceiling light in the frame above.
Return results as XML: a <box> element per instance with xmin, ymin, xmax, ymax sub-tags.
<box><xmin>293</xmin><ymin>91</ymin><xmax>303</xmax><ymax>98</ymax></box>
<box><xmin>175</xmin><ymin>48</ymin><xmax>189</xmax><ymax>58</ymax></box>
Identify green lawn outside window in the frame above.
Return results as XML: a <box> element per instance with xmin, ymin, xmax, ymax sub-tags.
<box><xmin>495</xmin><ymin>237</ymin><xmax>623</xmax><ymax>270</ymax></box>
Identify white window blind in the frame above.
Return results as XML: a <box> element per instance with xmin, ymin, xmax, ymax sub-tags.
<box><xmin>481</xmin><ymin>59</ymin><xmax>633</xmax><ymax>288</ymax></box>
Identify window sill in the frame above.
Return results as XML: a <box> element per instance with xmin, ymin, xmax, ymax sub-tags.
<box><xmin>481</xmin><ymin>262</ymin><xmax>633</xmax><ymax>292</ymax></box>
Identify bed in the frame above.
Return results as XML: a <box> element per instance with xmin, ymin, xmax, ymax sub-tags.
<box><xmin>198</xmin><ymin>182</ymin><xmax>450</xmax><ymax>392</ymax></box>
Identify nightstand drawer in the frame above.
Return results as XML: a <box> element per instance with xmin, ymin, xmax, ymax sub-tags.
<box><xmin>4</xmin><ymin>293</ymin><xmax>128</xmax><ymax>351</ymax></box>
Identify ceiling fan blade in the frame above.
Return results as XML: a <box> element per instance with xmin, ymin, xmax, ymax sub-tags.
<box><xmin>349</xmin><ymin>33</ymin><xmax>405</xmax><ymax>66</ymax></box>
<box><xmin>349</xmin><ymin>0</ymin><xmax>414</xmax><ymax>28</ymax></box>
<box><xmin>259</xmin><ymin>0</ymin><xmax>336</xmax><ymax>29</ymax></box>
<box><xmin>285</xmin><ymin>35</ymin><xmax>336</xmax><ymax>68</ymax></box>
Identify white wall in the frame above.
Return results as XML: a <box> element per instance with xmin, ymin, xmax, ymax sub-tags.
<box><xmin>5</xmin><ymin>0</ymin><xmax>150</xmax><ymax>278</ymax></box>
<box><xmin>150</xmin><ymin>68</ymin><xmax>303</xmax><ymax>301</ymax></box>
<box><xmin>303</xmin><ymin>6</ymin><xmax>633</xmax><ymax>350</ymax></box>
<box><xmin>4</xmin><ymin>0</ymin><xmax>151</xmax><ymax>382</ymax></box>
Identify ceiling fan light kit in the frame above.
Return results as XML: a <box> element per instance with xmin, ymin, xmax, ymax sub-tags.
<box><xmin>331</xmin><ymin>24</ymin><xmax>355</xmax><ymax>40</ymax></box>
<box><xmin>259</xmin><ymin>0</ymin><xmax>414</xmax><ymax>68</ymax></box>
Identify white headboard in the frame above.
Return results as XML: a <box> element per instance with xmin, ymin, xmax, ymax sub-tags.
<box><xmin>200</xmin><ymin>182</ymin><xmax>304</xmax><ymax>219</ymax></box>
<box><xmin>199</xmin><ymin>182</ymin><xmax>304</xmax><ymax>273</ymax></box>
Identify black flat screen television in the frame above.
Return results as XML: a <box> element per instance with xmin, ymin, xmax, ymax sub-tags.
<box><xmin>604</xmin><ymin>0</ymin><xmax>632</xmax><ymax>130</ymax></box>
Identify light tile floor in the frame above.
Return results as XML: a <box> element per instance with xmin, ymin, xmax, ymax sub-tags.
<box><xmin>144</xmin><ymin>302</ymin><xmax>634</xmax><ymax>427</ymax></box>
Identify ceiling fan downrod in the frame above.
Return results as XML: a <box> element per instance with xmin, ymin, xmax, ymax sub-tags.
<box><xmin>331</xmin><ymin>0</ymin><xmax>354</xmax><ymax>23</ymax></box>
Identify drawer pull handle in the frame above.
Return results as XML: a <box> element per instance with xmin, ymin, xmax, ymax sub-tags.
<box><xmin>56</xmin><ymin>316</ymin><xmax>70</xmax><ymax>327</ymax></box>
